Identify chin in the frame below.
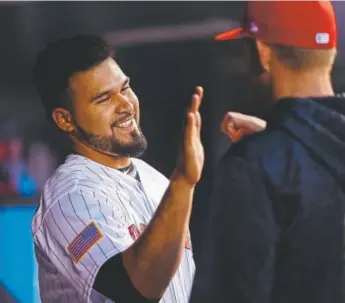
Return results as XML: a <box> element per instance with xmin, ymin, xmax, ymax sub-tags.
<box><xmin>110</xmin><ymin>136</ymin><xmax>148</xmax><ymax>158</ymax></box>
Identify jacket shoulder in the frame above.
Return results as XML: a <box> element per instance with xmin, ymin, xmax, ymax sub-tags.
<box><xmin>225</xmin><ymin>129</ymin><xmax>303</xmax><ymax>189</ymax></box>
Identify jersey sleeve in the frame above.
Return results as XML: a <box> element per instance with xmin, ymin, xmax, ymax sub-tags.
<box><xmin>34</xmin><ymin>189</ymin><xmax>135</xmax><ymax>302</ymax></box>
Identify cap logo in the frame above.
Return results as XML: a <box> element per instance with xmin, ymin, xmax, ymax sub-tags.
<box><xmin>249</xmin><ymin>22</ymin><xmax>259</xmax><ymax>33</ymax></box>
<box><xmin>315</xmin><ymin>33</ymin><xmax>330</xmax><ymax>44</ymax></box>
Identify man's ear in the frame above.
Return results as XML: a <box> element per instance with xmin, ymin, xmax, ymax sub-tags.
<box><xmin>256</xmin><ymin>40</ymin><xmax>272</xmax><ymax>73</ymax></box>
<box><xmin>52</xmin><ymin>107</ymin><xmax>75</xmax><ymax>133</ymax></box>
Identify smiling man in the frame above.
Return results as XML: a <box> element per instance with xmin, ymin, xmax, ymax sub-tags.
<box><xmin>31</xmin><ymin>35</ymin><xmax>203</xmax><ymax>303</ymax></box>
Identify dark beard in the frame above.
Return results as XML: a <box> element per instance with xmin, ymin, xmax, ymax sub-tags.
<box><xmin>74</xmin><ymin>123</ymin><xmax>148</xmax><ymax>158</ymax></box>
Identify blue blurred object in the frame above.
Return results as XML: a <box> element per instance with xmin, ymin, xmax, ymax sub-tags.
<box><xmin>0</xmin><ymin>206</ymin><xmax>40</xmax><ymax>303</ymax></box>
<box><xmin>17</xmin><ymin>172</ymin><xmax>37</xmax><ymax>197</ymax></box>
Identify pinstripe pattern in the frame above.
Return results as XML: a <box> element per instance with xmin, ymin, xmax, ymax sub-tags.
<box><xmin>32</xmin><ymin>154</ymin><xmax>195</xmax><ymax>302</ymax></box>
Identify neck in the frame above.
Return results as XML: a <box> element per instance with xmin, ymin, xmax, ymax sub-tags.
<box><xmin>72</xmin><ymin>140</ymin><xmax>131</xmax><ymax>169</ymax></box>
<box><xmin>272</xmin><ymin>68</ymin><xmax>334</xmax><ymax>101</ymax></box>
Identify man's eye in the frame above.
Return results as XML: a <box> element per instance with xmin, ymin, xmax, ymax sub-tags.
<box><xmin>121</xmin><ymin>86</ymin><xmax>130</xmax><ymax>94</ymax></box>
<box><xmin>97</xmin><ymin>97</ymin><xmax>111</xmax><ymax>104</ymax></box>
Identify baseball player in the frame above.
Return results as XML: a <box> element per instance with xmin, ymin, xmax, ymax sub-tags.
<box><xmin>31</xmin><ymin>35</ymin><xmax>203</xmax><ymax>302</ymax></box>
<box><xmin>191</xmin><ymin>1</ymin><xmax>345</xmax><ymax>303</ymax></box>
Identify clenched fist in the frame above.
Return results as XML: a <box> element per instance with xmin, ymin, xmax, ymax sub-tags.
<box><xmin>221</xmin><ymin>112</ymin><xmax>266</xmax><ymax>142</ymax></box>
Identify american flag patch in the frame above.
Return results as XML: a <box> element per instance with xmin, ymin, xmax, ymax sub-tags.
<box><xmin>67</xmin><ymin>221</ymin><xmax>103</xmax><ymax>263</ymax></box>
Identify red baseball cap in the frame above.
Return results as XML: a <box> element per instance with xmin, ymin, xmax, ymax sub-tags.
<box><xmin>215</xmin><ymin>1</ymin><xmax>337</xmax><ymax>49</ymax></box>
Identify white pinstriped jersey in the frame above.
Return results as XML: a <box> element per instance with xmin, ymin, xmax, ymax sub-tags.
<box><xmin>32</xmin><ymin>154</ymin><xmax>195</xmax><ymax>303</ymax></box>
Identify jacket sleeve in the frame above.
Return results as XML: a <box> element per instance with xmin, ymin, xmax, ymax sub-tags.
<box><xmin>190</xmin><ymin>155</ymin><xmax>279</xmax><ymax>303</ymax></box>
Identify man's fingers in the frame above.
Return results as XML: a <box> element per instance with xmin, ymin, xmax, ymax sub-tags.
<box><xmin>190</xmin><ymin>86</ymin><xmax>203</xmax><ymax>113</ymax></box>
<box><xmin>220</xmin><ymin>112</ymin><xmax>267</xmax><ymax>141</ymax></box>
<box><xmin>195</xmin><ymin>86</ymin><xmax>204</xmax><ymax>102</ymax></box>
<box><xmin>221</xmin><ymin>113</ymin><xmax>233</xmax><ymax>134</ymax></box>
<box><xmin>228</xmin><ymin>112</ymin><xmax>267</xmax><ymax>131</ymax></box>
<box><xmin>185</xmin><ymin>112</ymin><xmax>196</xmax><ymax>142</ymax></box>
<box><xmin>190</xmin><ymin>94</ymin><xmax>200</xmax><ymax>113</ymax></box>
<box><xmin>196</xmin><ymin>112</ymin><xmax>202</xmax><ymax>135</ymax></box>
<box><xmin>184</xmin><ymin>87</ymin><xmax>203</xmax><ymax>145</ymax></box>
<box><xmin>231</xmin><ymin>129</ymin><xmax>245</xmax><ymax>142</ymax></box>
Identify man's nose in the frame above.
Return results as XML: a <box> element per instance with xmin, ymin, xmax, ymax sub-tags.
<box><xmin>116</xmin><ymin>95</ymin><xmax>134</xmax><ymax>114</ymax></box>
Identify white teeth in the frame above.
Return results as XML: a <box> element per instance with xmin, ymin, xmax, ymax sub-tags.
<box><xmin>119</xmin><ymin>119</ymin><xmax>132</xmax><ymax>128</ymax></box>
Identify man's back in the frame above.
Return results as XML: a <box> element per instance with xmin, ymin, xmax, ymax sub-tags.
<box><xmin>191</xmin><ymin>96</ymin><xmax>345</xmax><ymax>303</ymax></box>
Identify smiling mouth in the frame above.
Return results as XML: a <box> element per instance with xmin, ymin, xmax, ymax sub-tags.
<box><xmin>115</xmin><ymin>115</ymin><xmax>134</xmax><ymax>127</ymax></box>
<box><xmin>114</xmin><ymin>117</ymin><xmax>136</xmax><ymax>132</ymax></box>
<box><xmin>118</xmin><ymin>119</ymin><xmax>133</xmax><ymax>128</ymax></box>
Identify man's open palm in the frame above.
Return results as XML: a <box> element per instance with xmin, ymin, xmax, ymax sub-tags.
<box><xmin>176</xmin><ymin>86</ymin><xmax>204</xmax><ymax>186</ymax></box>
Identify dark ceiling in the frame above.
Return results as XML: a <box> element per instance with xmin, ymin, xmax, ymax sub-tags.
<box><xmin>0</xmin><ymin>1</ymin><xmax>244</xmax><ymax>85</ymax></box>
<box><xmin>0</xmin><ymin>1</ymin><xmax>344</xmax><ymax>86</ymax></box>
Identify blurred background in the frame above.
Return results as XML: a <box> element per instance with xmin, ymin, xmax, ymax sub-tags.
<box><xmin>0</xmin><ymin>1</ymin><xmax>344</xmax><ymax>302</ymax></box>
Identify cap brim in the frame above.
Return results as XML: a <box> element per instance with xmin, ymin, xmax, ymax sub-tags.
<box><xmin>215</xmin><ymin>28</ymin><xmax>249</xmax><ymax>41</ymax></box>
